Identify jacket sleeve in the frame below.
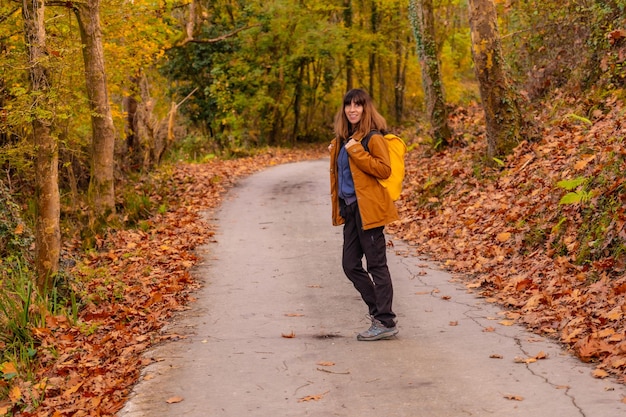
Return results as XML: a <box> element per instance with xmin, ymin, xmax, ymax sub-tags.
<box><xmin>346</xmin><ymin>134</ymin><xmax>391</xmax><ymax>180</ymax></box>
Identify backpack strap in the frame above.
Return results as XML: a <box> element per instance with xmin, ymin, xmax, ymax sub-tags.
<box><xmin>361</xmin><ymin>130</ymin><xmax>380</xmax><ymax>152</ymax></box>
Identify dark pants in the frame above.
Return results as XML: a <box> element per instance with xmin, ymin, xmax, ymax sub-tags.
<box><xmin>341</xmin><ymin>201</ymin><xmax>396</xmax><ymax>328</ymax></box>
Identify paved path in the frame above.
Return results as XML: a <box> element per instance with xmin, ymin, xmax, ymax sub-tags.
<box><xmin>119</xmin><ymin>159</ymin><xmax>626</xmax><ymax>417</ymax></box>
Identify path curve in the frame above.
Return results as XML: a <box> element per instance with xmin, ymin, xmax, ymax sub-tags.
<box><xmin>119</xmin><ymin>159</ymin><xmax>625</xmax><ymax>417</ymax></box>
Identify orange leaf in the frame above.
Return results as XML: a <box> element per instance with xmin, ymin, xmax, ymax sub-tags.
<box><xmin>166</xmin><ymin>396</ymin><xmax>184</xmax><ymax>404</ymax></box>
<box><xmin>1</xmin><ymin>362</ymin><xmax>17</xmax><ymax>376</ymax></box>
<box><xmin>297</xmin><ymin>391</ymin><xmax>329</xmax><ymax>402</ymax></box>
<box><xmin>574</xmin><ymin>154</ymin><xmax>595</xmax><ymax>170</ymax></box>
<box><xmin>9</xmin><ymin>386</ymin><xmax>21</xmax><ymax>403</ymax></box>
<box><xmin>317</xmin><ymin>361</ymin><xmax>335</xmax><ymax>366</ymax></box>
<box><xmin>281</xmin><ymin>331</ymin><xmax>296</xmax><ymax>338</ymax></box>
<box><xmin>14</xmin><ymin>223</ymin><xmax>24</xmax><ymax>235</ymax></box>
<box><xmin>496</xmin><ymin>232</ymin><xmax>511</xmax><ymax>242</ymax></box>
<box><xmin>504</xmin><ymin>394</ymin><xmax>524</xmax><ymax>401</ymax></box>
<box><xmin>592</xmin><ymin>369</ymin><xmax>609</xmax><ymax>379</ymax></box>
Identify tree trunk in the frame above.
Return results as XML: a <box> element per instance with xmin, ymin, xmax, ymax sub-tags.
<box><xmin>22</xmin><ymin>0</ymin><xmax>60</xmax><ymax>291</ymax></box>
<box><xmin>394</xmin><ymin>37</ymin><xmax>408</xmax><ymax>124</ymax></box>
<box><xmin>344</xmin><ymin>0</ymin><xmax>353</xmax><ymax>91</ymax></box>
<box><xmin>73</xmin><ymin>0</ymin><xmax>116</xmax><ymax>219</ymax></box>
<box><xmin>369</xmin><ymin>0</ymin><xmax>378</xmax><ymax>98</ymax></box>
<box><xmin>409</xmin><ymin>0</ymin><xmax>451</xmax><ymax>148</ymax></box>
<box><xmin>468</xmin><ymin>0</ymin><xmax>524</xmax><ymax>159</ymax></box>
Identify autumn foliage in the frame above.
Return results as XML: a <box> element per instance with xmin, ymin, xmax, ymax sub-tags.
<box><xmin>0</xmin><ymin>148</ymin><xmax>325</xmax><ymax>416</ymax></box>
<box><xmin>390</xmin><ymin>95</ymin><xmax>626</xmax><ymax>383</ymax></box>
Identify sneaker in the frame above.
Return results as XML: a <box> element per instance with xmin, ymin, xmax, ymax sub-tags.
<box><xmin>357</xmin><ymin>318</ymin><xmax>398</xmax><ymax>341</ymax></box>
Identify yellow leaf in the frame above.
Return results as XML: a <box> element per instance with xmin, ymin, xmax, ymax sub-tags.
<box><xmin>9</xmin><ymin>386</ymin><xmax>21</xmax><ymax>403</ymax></box>
<box><xmin>0</xmin><ymin>404</ymin><xmax>9</xmax><ymax>415</ymax></box>
<box><xmin>496</xmin><ymin>232</ymin><xmax>511</xmax><ymax>242</ymax></box>
<box><xmin>499</xmin><ymin>320</ymin><xmax>515</xmax><ymax>326</ymax></box>
<box><xmin>514</xmin><ymin>356</ymin><xmax>537</xmax><ymax>364</ymax></box>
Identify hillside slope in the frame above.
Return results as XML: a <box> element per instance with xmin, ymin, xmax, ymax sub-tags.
<box><xmin>389</xmin><ymin>96</ymin><xmax>626</xmax><ymax>382</ymax></box>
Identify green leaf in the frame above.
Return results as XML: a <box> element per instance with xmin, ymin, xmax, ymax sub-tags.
<box><xmin>559</xmin><ymin>192</ymin><xmax>583</xmax><ymax>205</ymax></box>
<box><xmin>564</xmin><ymin>113</ymin><xmax>592</xmax><ymax>126</ymax></box>
<box><xmin>492</xmin><ymin>157</ymin><xmax>505</xmax><ymax>167</ymax></box>
<box><xmin>556</xmin><ymin>177</ymin><xmax>586</xmax><ymax>191</ymax></box>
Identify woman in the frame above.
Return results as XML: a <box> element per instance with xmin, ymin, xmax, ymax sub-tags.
<box><xmin>329</xmin><ymin>88</ymin><xmax>399</xmax><ymax>341</ymax></box>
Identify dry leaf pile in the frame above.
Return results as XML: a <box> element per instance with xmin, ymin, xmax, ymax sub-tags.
<box><xmin>2</xmin><ymin>147</ymin><xmax>325</xmax><ymax>416</ymax></box>
<box><xmin>389</xmin><ymin>96</ymin><xmax>626</xmax><ymax>382</ymax></box>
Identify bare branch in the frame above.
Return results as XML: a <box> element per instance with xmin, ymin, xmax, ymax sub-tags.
<box><xmin>179</xmin><ymin>24</ymin><xmax>260</xmax><ymax>46</ymax></box>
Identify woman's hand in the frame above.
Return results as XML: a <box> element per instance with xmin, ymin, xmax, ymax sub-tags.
<box><xmin>345</xmin><ymin>138</ymin><xmax>359</xmax><ymax>149</ymax></box>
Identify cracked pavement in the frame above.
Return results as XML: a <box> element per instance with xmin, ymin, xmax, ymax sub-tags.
<box><xmin>119</xmin><ymin>159</ymin><xmax>626</xmax><ymax>417</ymax></box>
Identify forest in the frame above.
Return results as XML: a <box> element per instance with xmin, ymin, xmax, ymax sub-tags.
<box><xmin>1</xmin><ymin>0</ymin><xmax>626</xmax><ymax>414</ymax></box>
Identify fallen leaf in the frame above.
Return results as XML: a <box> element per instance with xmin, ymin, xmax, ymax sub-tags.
<box><xmin>504</xmin><ymin>394</ymin><xmax>524</xmax><ymax>401</ymax></box>
<box><xmin>499</xmin><ymin>320</ymin><xmax>515</xmax><ymax>326</ymax></box>
<box><xmin>1</xmin><ymin>362</ymin><xmax>17</xmax><ymax>377</ymax></box>
<box><xmin>281</xmin><ymin>331</ymin><xmax>296</xmax><ymax>338</ymax></box>
<box><xmin>14</xmin><ymin>223</ymin><xmax>24</xmax><ymax>235</ymax></box>
<box><xmin>166</xmin><ymin>396</ymin><xmax>184</xmax><ymax>404</ymax></box>
<box><xmin>9</xmin><ymin>386</ymin><xmax>21</xmax><ymax>403</ymax></box>
<box><xmin>441</xmin><ymin>295</ymin><xmax>451</xmax><ymax>300</ymax></box>
<box><xmin>317</xmin><ymin>361</ymin><xmax>335</xmax><ymax>366</ymax></box>
<box><xmin>285</xmin><ymin>313</ymin><xmax>305</xmax><ymax>317</ymax></box>
<box><xmin>574</xmin><ymin>154</ymin><xmax>595</xmax><ymax>170</ymax></box>
<box><xmin>298</xmin><ymin>391</ymin><xmax>329</xmax><ymax>402</ymax></box>
<box><xmin>483</xmin><ymin>326</ymin><xmax>496</xmax><ymax>332</ymax></box>
<box><xmin>449</xmin><ymin>321</ymin><xmax>458</xmax><ymax>326</ymax></box>
<box><xmin>496</xmin><ymin>232</ymin><xmax>511</xmax><ymax>242</ymax></box>
<box><xmin>592</xmin><ymin>369</ymin><xmax>610</xmax><ymax>379</ymax></box>
<box><xmin>490</xmin><ymin>354</ymin><xmax>503</xmax><ymax>359</ymax></box>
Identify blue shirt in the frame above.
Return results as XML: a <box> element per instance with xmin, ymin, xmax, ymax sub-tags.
<box><xmin>337</xmin><ymin>142</ymin><xmax>357</xmax><ymax>204</ymax></box>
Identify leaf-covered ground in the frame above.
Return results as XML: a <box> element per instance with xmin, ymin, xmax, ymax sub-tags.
<box><xmin>389</xmin><ymin>97</ymin><xmax>626</xmax><ymax>384</ymax></box>
<box><xmin>4</xmin><ymin>97</ymin><xmax>626</xmax><ymax>415</ymax></box>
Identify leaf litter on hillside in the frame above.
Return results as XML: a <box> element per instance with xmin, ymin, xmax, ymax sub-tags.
<box><xmin>389</xmin><ymin>97</ymin><xmax>626</xmax><ymax>384</ymax></box>
<box><xmin>7</xmin><ymin>147</ymin><xmax>325</xmax><ymax>416</ymax></box>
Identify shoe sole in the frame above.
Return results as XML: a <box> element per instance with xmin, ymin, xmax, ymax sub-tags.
<box><xmin>356</xmin><ymin>329</ymin><xmax>398</xmax><ymax>341</ymax></box>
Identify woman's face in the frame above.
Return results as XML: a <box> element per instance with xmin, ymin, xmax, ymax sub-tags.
<box><xmin>344</xmin><ymin>100</ymin><xmax>363</xmax><ymax>125</ymax></box>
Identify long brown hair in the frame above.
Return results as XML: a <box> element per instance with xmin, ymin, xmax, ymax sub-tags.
<box><xmin>333</xmin><ymin>88</ymin><xmax>387</xmax><ymax>141</ymax></box>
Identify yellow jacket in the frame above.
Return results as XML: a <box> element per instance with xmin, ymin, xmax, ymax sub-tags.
<box><xmin>329</xmin><ymin>132</ymin><xmax>399</xmax><ymax>230</ymax></box>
